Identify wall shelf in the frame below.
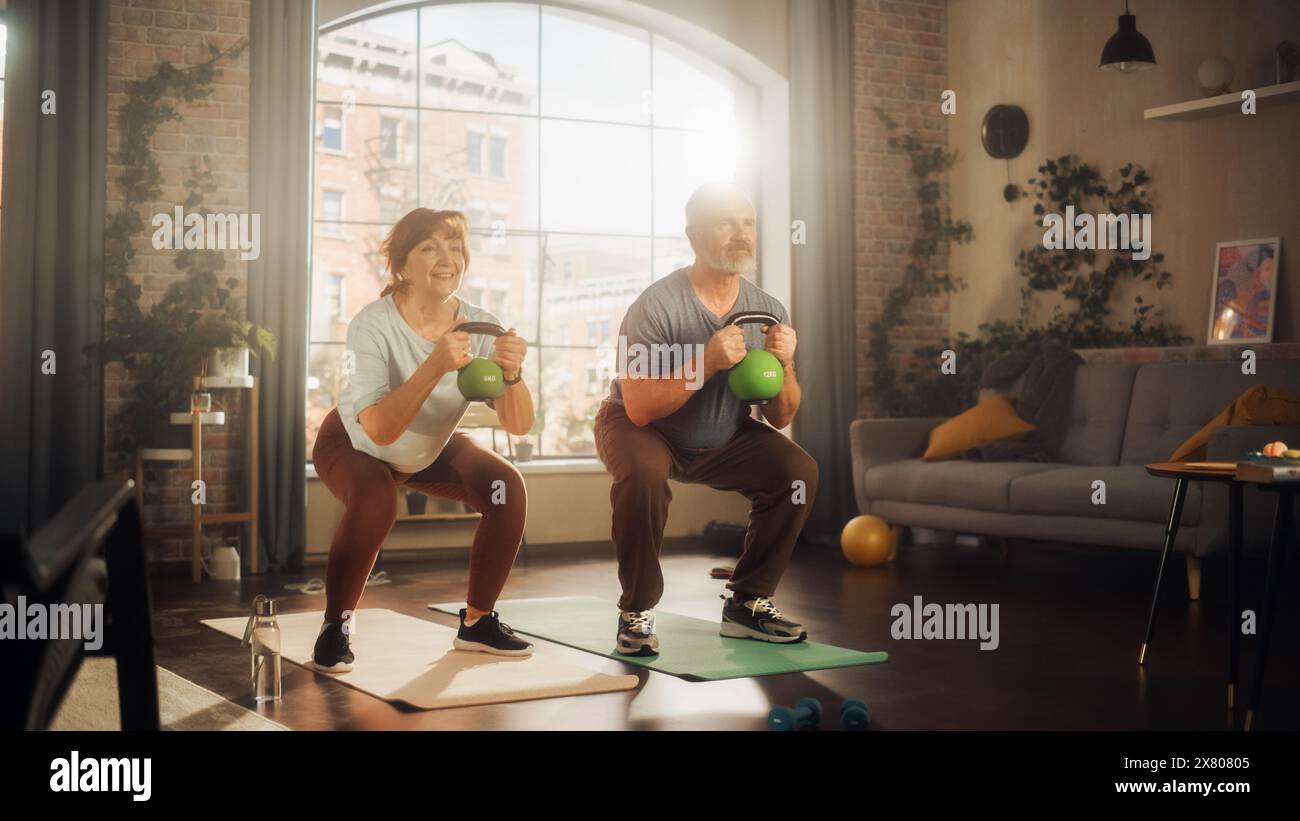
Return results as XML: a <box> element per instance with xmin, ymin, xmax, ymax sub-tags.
<box><xmin>1144</xmin><ymin>80</ymin><xmax>1300</xmax><ymax>120</ymax></box>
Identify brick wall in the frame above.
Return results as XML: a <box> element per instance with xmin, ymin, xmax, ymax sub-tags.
<box><xmin>852</xmin><ymin>0</ymin><xmax>948</xmax><ymax>417</ymax></box>
<box><xmin>103</xmin><ymin>0</ymin><xmax>251</xmax><ymax>565</ymax></box>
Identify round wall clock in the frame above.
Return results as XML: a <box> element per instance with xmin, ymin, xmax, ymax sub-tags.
<box><xmin>981</xmin><ymin>104</ymin><xmax>1029</xmax><ymax>160</ymax></box>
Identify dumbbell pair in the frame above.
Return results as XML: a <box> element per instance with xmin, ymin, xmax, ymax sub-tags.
<box><xmin>767</xmin><ymin>697</ymin><xmax>871</xmax><ymax>731</ymax></box>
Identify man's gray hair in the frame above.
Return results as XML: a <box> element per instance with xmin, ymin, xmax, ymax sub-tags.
<box><xmin>684</xmin><ymin>182</ymin><xmax>754</xmax><ymax>232</ymax></box>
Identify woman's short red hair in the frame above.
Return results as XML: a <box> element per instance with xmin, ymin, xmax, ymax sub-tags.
<box><xmin>378</xmin><ymin>208</ymin><xmax>471</xmax><ymax>298</ymax></box>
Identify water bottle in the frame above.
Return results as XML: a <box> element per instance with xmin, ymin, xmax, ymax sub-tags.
<box><xmin>240</xmin><ymin>595</ymin><xmax>281</xmax><ymax>703</ymax></box>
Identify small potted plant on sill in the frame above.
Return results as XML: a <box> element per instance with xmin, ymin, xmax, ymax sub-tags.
<box><xmin>514</xmin><ymin>408</ymin><xmax>542</xmax><ymax>462</ymax></box>
<box><xmin>404</xmin><ymin>488</ymin><xmax>428</xmax><ymax>516</ymax></box>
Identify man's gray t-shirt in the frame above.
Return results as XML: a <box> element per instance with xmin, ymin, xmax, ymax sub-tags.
<box><xmin>608</xmin><ymin>267</ymin><xmax>789</xmax><ymax>449</ymax></box>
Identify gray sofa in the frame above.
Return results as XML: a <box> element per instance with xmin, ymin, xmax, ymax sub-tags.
<box><xmin>850</xmin><ymin>359</ymin><xmax>1300</xmax><ymax>595</ymax></box>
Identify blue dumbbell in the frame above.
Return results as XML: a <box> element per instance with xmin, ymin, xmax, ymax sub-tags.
<box><xmin>768</xmin><ymin>697</ymin><xmax>823</xmax><ymax>731</ymax></box>
<box><xmin>841</xmin><ymin>698</ymin><xmax>871</xmax><ymax>730</ymax></box>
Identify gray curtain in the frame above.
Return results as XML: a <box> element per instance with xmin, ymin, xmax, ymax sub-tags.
<box><xmin>789</xmin><ymin>0</ymin><xmax>857</xmax><ymax>544</ymax></box>
<box><xmin>247</xmin><ymin>0</ymin><xmax>315</xmax><ymax>572</ymax></box>
<box><xmin>0</xmin><ymin>0</ymin><xmax>107</xmax><ymax>537</ymax></box>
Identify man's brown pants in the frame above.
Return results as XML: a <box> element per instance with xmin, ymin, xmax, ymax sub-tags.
<box><xmin>594</xmin><ymin>400</ymin><xmax>818</xmax><ymax>612</ymax></box>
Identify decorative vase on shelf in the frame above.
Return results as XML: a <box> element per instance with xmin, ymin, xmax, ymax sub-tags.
<box><xmin>514</xmin><ymin>441</ymin><xmax>534</xmax><ymax>462</ymax></box>
<box><xmin>1197</xmin><ymin>56</ymin><xmax>1234</xmax><ymax>96</ymax></box>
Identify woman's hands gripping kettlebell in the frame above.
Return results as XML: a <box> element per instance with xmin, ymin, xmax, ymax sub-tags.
<box><xmin>430</xmin><ymin>326</ymin><xmax>474</xmax><ymax>375</ymax></box>
<box><xmin>490</xmin><ymin>328</ymin><xmax>527</xmax><ymax>380</ymax></box>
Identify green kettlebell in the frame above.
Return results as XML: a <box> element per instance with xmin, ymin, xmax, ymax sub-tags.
<box><xmin>455</xmin><ymin>321</ymin><xmax>507</xmax><ymax>402</ymax></box>
<box><xmin>724</xmin><ymin>311</ymin><xmax>784</xmax><ymax>404</ymax></box>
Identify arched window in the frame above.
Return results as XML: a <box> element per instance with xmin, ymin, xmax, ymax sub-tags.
<box><xmin>307</xmin><ymin>2</ymin><xmax>760</xmax><ymax>458</ymax></box>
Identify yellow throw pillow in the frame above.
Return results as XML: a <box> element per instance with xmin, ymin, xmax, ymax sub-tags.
<box><xmin>1170</xmin><ymin>385</ymin><xmax>1300</xmax><ymax>461</ymax></box>
<box><xmin>922</xmin><ymin>394</ymin><xmax>1037</xmax><ymax>461</ymax></box>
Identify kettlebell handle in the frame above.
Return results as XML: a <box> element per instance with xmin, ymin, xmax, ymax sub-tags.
<box><xmin>455</xmin><ymin>321</ymin><xmax>507</xmax><ymax>337</ymax></box>
<box><xmin>723</xmin><ymin>311</ymin><xmax>780</xmax><ymax>329</ymax></box>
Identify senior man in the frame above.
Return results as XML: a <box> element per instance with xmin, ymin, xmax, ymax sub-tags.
<box><xmin>594</xmin><ymin>182</ymin><xmax>818</xmax><ymax>656</ymax></box>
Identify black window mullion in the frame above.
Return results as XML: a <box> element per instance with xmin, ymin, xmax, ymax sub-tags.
<box><xmin>535</xmin><ymin>3</ymin><xmax>546</xmax><ymax>456</ymax></box>
<box><xmin>416</xmin><ymin>7</ymin><xmax>422</xmax><ymax>208</ymax></box>
<box><xmin>649</xmin><ymin>32</ymin><xmax>656</xmax><ymax>286</ymax></box>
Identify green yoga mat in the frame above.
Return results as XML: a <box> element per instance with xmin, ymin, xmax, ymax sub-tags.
<box><xmin>429</xmin><ymin>596</ymin><xmax>888</xmax><ymax>681</ymax></box>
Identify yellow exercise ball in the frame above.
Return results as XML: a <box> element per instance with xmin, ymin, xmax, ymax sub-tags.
<box><xmin>841</xmin><ymin>515</ymin><xmax>894</xmax><ymax>567</ymax></box>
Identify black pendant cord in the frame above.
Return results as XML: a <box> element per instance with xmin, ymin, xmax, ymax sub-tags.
<box><xmin>1002</xmin><ymin>159</ymin><xmax>1020</xmax><ymax>204</ymax></box>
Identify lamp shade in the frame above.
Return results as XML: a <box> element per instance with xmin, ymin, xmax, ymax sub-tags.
<box><xmin>1100</xmin><ymin>12</ymin><xmax>1156</xmax><ymax>72</ymax></box>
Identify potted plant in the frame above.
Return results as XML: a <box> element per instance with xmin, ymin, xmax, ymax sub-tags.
<box><xmin>404</xmin><ymin>488</ymin><xmax>428</xmax><ymax>516</ymax></box>
<box><xmin>193</xmin><ymin>314</ymin><xmax>278</xmax><ymax>381</ymax></box>
<box><xmin>98</xmin><ymin>295</ymin><xmax>277</xmax><ymax>454</ymax></box>
<box><xmin>514</xmin><ymin>408</ymin><xmax>542</xmax><ymax>462</ymax></box>
<box><xmin>89</xmin><ymin>44</ymin><xmax>271</xmax><ymax>460</ymax></box>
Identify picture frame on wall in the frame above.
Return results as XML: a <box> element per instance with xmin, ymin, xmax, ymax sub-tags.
<box><xmin>1207</xmin><ymin>237</ymin><xmax>1282</xmax><ymax>344</ymax></box>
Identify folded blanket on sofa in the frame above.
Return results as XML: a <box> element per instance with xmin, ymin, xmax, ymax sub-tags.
<box><xmin>965</xmin><ymin>340</ymin><xmax>1084</xmax><ymax>462</ymax></box>
<box><xmin>1170</xmin><ymin>384</ymin><xmax>1300</xmax><ymax>461</ymax></box>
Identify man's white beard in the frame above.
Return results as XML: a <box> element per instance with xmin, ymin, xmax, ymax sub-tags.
<box><xmin>704</xmin><ymin>247</ymin><xmax>757</xmax><ymax>276</ymax></box>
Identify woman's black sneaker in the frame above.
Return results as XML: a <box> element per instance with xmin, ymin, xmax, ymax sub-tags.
<box><xmin>310</xmin><ymin>620</ymin><xmax>355</xmax><ymax>673</ymax></box>
<box><xmin>453</xmin><ymin>609</ymin><xmax>534</xmax><ymax>657</ymax></box>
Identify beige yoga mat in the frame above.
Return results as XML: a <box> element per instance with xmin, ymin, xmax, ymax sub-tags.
<box><xmin>201</xmin><ymin>608</ymin><xmax>638</xmax><ymax>710</ymax></box>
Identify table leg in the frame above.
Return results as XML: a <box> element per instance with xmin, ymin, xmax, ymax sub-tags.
<box><xmin>1244</xmin><ymin>491</ymin><xmax>1291</xmax><ymax>731</ymax></box>
<box><xmin>1227</xmin><ymin>483</ymin><xmax>1243</xmax><ymax>711</ymax></box>
<box><xmin>1141</xmin><ymin>477</ymin><xmax>1187</xmax><ymax>665</ymax></box>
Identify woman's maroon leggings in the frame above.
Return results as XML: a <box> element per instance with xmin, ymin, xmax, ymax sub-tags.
<box><xmin>312</xmin><ymin>408</ymin><xmax>526</xmax><ymax>622</ymax></box>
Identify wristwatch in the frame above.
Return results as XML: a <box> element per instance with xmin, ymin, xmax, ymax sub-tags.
<box><xmin>503</xmin><ymin>370</ymin><xmax>523</xmax><ymax>386</ymax></box>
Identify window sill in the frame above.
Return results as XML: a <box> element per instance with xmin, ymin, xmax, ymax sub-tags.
<box><xmin>511</xmin><ymin>457</ymin><xmax>605</xmax><ymax>474</ymax></box>
<box><xmin>306</xmin><ymin>457</ymin><xmax>604</xmax><ymax>481</ymax></box>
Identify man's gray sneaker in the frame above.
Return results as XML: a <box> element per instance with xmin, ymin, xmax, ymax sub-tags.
<box><xmin>616</xmin><ymin>609</ymin><xmax>660</xmax><ymax>656</ymax></box>
<box><xmin>720</xmin><ymin>595</ymin><xmax>807</xmax><ymax>643</ymax></box>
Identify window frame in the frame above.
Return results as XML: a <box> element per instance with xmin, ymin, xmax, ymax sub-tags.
<box><xmin>487</xmin><ymin>134</ymin><xmax>506</xmax><ymax>179</ymax></box>
<box><xmin>321</xmin><ymin>104</ymin><xmax>346</xmax><ymax>152</ymax></box>
<box><xmin>310</xmin><ymin>0</ymin><xmax>791</xmax><ymax>461</ymax></box>
<box><xmin>465</xmin><ymin>127</ymin><xmax>484</xmax><ymax>176</ymax></box>
<box><xmin>321</xmin><ymin>189</ymin><xmax>347</xmax><ymax>225</ymax></box>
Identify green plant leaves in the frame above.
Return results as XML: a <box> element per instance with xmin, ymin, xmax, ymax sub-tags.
<box><xmin>868</xmin><ymin>108</ymin><xmax>1188</xmax><ymax>417</ymax></box>
<box><xmin>94</xmin><ymin>40</ymin><xmax>278</xmax><ymax>454</ymax></box>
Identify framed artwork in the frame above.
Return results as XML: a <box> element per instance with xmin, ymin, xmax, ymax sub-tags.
<box><xmin>1207</xmin><ymin>237</ymin><xmax>1281</xmax><ymax>344</ymax></box>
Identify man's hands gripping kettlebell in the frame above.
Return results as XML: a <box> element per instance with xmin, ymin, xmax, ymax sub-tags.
<box><xmin>762</xmin><ymin>323</ymin><xmax>796</xmax><ymax>368</ymax></box>
<box><xmin>704</xmin><ymin>325</ymin><xmax>748</xmax><ymax>376</ymax></box>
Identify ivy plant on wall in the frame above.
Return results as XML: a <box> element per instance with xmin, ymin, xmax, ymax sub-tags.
<box><xmin>869</xmin><ymin>109</ymin><xmax>1189</xmax><ymax>418</ymax></box>
<box><xmin>92</xmin><ymin>42</ymin><xmax>276</xmax><ymax>456</ymax></box>
<box><xmin>867</xmin><ymin>107</ymin><xmax>974</xmax><ymax>416</ymax></box>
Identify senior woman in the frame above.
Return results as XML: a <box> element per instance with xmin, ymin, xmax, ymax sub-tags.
<box><xmin>310</xmin><ymin>208</ymin><xmax>534</xmax><ymax>672</ymax></box>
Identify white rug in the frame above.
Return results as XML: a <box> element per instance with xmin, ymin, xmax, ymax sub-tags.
<box><xmin>202</xmin><ymin>608</ymin><xmax>638</xmax><ymax>710</ymax></box>
<box><xmin>50</xmin><ymin>658</ymin><xmax>288</xmax><ymax>731</ymax></box>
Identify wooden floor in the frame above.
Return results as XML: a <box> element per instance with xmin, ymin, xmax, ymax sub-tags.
<box><xmin>149</xmin><ymin>537</ymin><xmax>1300</xmax><ymax>731</ymax></box>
